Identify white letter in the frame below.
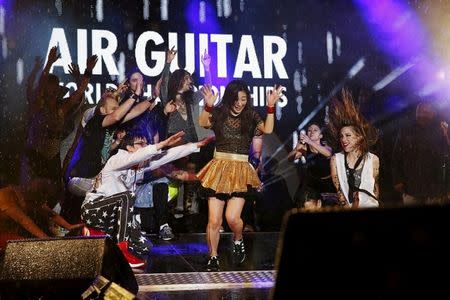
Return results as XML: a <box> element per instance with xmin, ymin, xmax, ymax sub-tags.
<box><xmin>92</xmin><ymin>29</ymin><xmax>119</xmax><ymax>75</ymax></box>
<box><xmin>263</xmin><ymin>35</ymin><xmax>288</xmax><ymax>79</ymax></box>
<box><xmin>168</xmin><ymin>32</ymin><xmax>195</xmax><ymax>74</ymax></box>
<box><xmin>210</xmin><ymin>34</ymin><xmax>233</xmax><ymax>78</ymax></box>
<box><xmin>47</xmin><ymin>28</ymin><xmax>72</xmax><ymax>74</ymax></box>
<box><xmin>135</xmin><ymin>31</ymin><xmax>165</xmax><ymax>77</ymax></box>
<box><xmin>233</xmin><ymin>35</ymin><xmax>261</xmax><ymax>79</ymax></box>
<box><xmin>77</xmin><ymin>29</ymin><xmax>88</xmax><ymax>71</ymax></box>
<box><xmin>85</xmin><ymin>83</ymin><xmax>95</xmax><ymax>104</ymax></box>
<box><xmin>199</xmin><ymin>33</ymin><xmax>209</xmax><ymax>77</ymax></box>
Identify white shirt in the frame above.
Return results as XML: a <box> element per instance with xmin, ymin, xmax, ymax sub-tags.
<box><xmin>83</xmin><ymin>143</ymin><xmax>199</xmax><ymax>206</ymax></box>
<box><xmin>335</xmin><ymin>152</ymin><xmax>379</xmax><ymax>208</ymax></box>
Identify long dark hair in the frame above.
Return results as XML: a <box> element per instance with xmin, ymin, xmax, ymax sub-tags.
<box><xmin>167</xmin><ymin>69</ymin><xmax>194</xmax><ymax>104</ymax></box>
<box><xmin>214</xmin><ymin>80</ymin><xmax>254</xmax><ymax>136</ymax></box>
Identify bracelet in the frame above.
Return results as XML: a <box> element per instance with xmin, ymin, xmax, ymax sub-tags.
<box><xmin>84</xmin><ymin>70</ymin><xmax>92</xmax><ymax>78</ymax></box>
<box><xmin>132</xmin><ymin>93</ymin><xmax>140</xmax><ymax>101</ymax></box>
<box><xmin>204</xmin><ymin>104</ymin><xmax>214</xmax><ymax>113</ymax></box>
<box><xmin>267</xmin><ymin>106</ymin><xmax>275</xmax><ymax>114</ymax></box>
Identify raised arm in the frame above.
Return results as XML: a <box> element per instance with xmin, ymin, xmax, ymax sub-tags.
<box><xmin>199</xmin><ymin>85</ymin><xmax>218</xmax><ymax>128</ymax></box>
<box><xmin>60</xmin><ymin>55</ymin><xmax>98</xmax><ymax>117</ymax></box>
<box><xmin>32</xmin><ymin>46</ymin><xmax>60</xmax><ymax>113</ymax></box>
<box><xmin>102</xmin><ymin>80</ymin><xmax>138</xmax><ymax>127</ymax></box>
<box><xmin>160</xmin><ymin>47</ymin><xmax>177</xmax><ymax>104</ymax></box>
<box><xmin>26</xmin><ymin>56</ymin><xmax>43</xmax><ymax>106</ymax></box>
<box><xmin>193</xmin><ymin>50</ymin><xmax>212</xmax><ymax>102</ymax></box>
<box><xmin>300</xmin><ymin>132</ymin><xmax>332</xmax><ymax>158</ymax></box>
<box><xmin>257</xmin><ymin>85</ymin><xmax>283</xmax><ymax>134</ymax></box>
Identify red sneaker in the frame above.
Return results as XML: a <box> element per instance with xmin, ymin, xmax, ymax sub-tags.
<box><xmin>117</xmin><ymin>241</ymin><xmax>146</xmax><ymax>268</ymax></box>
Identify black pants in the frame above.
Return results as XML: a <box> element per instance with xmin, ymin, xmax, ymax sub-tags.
<box><xmin>153</xmin><ymin>183</ymin><xmax>169</xmax><ymax>227</ymax></box>
<box><xmin>81</xmin><ymin>192</ymin><xmax>152</xmax><ymax>256</ymax></box>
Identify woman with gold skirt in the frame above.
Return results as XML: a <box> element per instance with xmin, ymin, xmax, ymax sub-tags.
<box><xmin>198</xmin><ymin>80</ymin><xmax>283</xmax><ymax>271</ymax></box>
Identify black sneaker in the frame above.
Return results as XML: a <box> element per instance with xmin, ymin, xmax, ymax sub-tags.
<box><xmin>232</xmin><ymin>240</ymin><xmax>246</xmax><ymax>264</ymax></box>
<box><xmin>206</xmin><ymin>256</ymin><xmax>220</xmax><ymax>272</ymax></box>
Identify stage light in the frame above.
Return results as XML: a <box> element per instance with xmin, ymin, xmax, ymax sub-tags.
<box><xmin>372</xmin><ymin>60</ymin><xmax>416</xmax><ymax>91</ymax></box>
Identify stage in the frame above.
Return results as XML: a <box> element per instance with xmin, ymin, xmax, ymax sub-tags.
<box><xmin>136</xmin><ymin>231</ymin><xmax>279</xmax><ymax>299</ymax></box>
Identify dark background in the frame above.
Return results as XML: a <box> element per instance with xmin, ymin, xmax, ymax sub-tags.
<box><xmin>0</xmin><ymin>0</ymin><xmax>449</xmax><ymax>204</ymax></box>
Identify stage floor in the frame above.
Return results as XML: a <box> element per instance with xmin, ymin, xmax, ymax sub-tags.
<box><xmin>137</xmin><ymin>231</ymin><xmax>280</xmax><ymax>299</ymax></box>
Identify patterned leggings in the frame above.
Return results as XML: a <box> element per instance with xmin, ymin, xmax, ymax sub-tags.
<box><xmin>81</xmin><ymin>192</ymin><xmax>152</xmax><ymax>256</ymax></box>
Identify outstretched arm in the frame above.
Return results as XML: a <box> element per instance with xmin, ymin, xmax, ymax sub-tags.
<box><xmin>107</xmin><ymin>131</ymin><xmax>186</xmax><ymax>171</ymax></box>
<box><xmin>5</xmin><ymin>204</ymin><xmax>48</xmax><ymax>238</ymax></box>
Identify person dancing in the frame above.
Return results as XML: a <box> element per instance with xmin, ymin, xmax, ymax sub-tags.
<box><xmin>327</xmin><ymin>89</ymin><xmax>380</xmax><ymax>208</ymax></box>
<box><xmin>198</xmin><ymin>80</ymin><xmax>283</xmax><ymax>271</ymax></box>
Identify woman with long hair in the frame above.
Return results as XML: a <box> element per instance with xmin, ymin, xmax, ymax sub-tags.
<box><xmin>198</xmin><ymin>80</ymin><xmax>283</xmax><ymax>271</ymax></box>
<box><xmin>327</xmin><ymin>89</ymin><xmax>380</xmax><ymax>208</ymax></box>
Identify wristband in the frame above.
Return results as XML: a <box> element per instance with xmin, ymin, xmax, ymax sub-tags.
<box><xmin>266</xmin><ymin>106</ymin><xmax>275</xmax><ymax>114</ymax></box>
<box><xmin>132</xmin><ymin>93</ymin><xmax>140</xmax><ymax>101</ymax></box>
<box><xmin>204</xmin><ymin>104</ymin><xmax>214</xmax><ymax>113</ymax></box>
<box><xmin>84</xmin><ymin>70</ymin><xmax>92</xmax><ymax>78</ymax></box>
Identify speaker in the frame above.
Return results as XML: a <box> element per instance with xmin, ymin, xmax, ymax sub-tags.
<box><xmin>0</xmin><ymin>237</ymin><xmax>138</xmax><ymax>299</ymax></box>
<box><xmin>273</xmin><ymin>205</ymin><xmax>450</xmax><ymax>299</ymax></box>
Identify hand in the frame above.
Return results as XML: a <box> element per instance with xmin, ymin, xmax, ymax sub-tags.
<box><xmin>164</xmin><ymin>100</ymin><xmax>179</xmax><ymax>115</ymax></box>
<box><xmin>85</xmin><ymin>55</ymin><xmax>98</xmax><ymax>72</ymax></box>
<box><xmin>440</xmin><ymin>121</ymin><xmax>448</xmax><ymax>137</ymax></box>
<box><xmin>161</xmin><ymin>131</ymin><xmax>185</xmax><ymax>147</ymax></box>
<box><xmin>47</xmin><ymin>46</ymin><xmax>61</xmax><ymax>65</ymax></box>
<box><xmin>135</xmin><ymin>78</ymin><xmax>144</xmax><ymax>96</ymax></box>
<box><xmin>299</xmin><ymin>132</ymin><xmax>311</xmax><ymax>145</ymax></box>
<box><xmin>201</xmin><ymin>85</ymin><xmax>218</xmax><ymax>107</ymax></box>
<box><xmin>170</xmin><ymin>170</ymin><xmax>188</xmax><ymax>181</ymax></box>
<box><xmin>295</xmin><ymin>142</ymin><xmax>307</xmax><ymax>153</ymax></box>
<box><xmin>117</xmin><ymin>78</ymin><xmax>129</xmax><ymax>94</ymax></box>
<box><xmin>197</xmin><ymin>135</ymin><xmax>215</xmax><ymax>148</ymax></box>
<box><xmin>153</xmin><ymin>78</ymin><xmax>162</xmax><ymax>99</ymax></box>
<box><xmin>266</xmin><ymin>85</ymin><xmax>283</xmax><ymax>107</ymax></box>
<box><xmin>68</xmin><ymin>63</ymin><xmax>81</xmax><ymax>82</ymax></box>
<box><xmin>166</xmin><ymin>46</ymin><xmax>178</xmax><ymax>64</ymax></box>
<box><xmin>201</xmin><ymin>49</ymin><xmax>211</xmax><ymax>70</ymax></box>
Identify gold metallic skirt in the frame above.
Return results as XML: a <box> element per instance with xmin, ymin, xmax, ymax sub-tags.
<box><xmin>197</xmin><ymin>151</ymin><xmax>261</xmax><ymax>195</ymax></box>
